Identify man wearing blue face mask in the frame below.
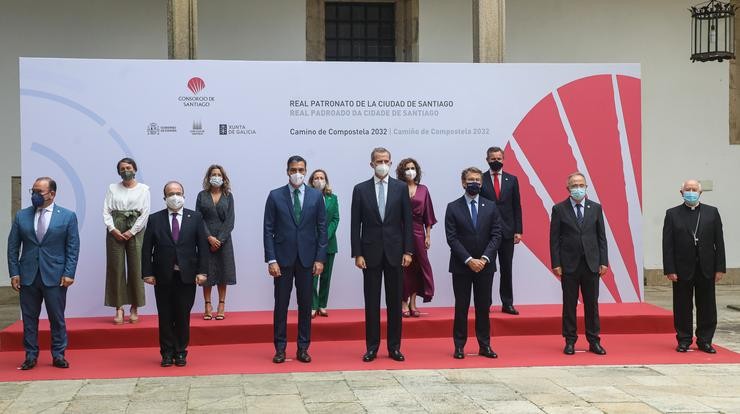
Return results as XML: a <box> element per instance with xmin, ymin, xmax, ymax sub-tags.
<box><xmin>549</xmin><ymin>172</ymin><xmax>608</xmax><ymax>356</ymax></box>
<box><xmin>663</xmin><ymin>179</ymin><xmax>726</xmax><ymax>353</ymax></box>
<box><xmin>7</xmin><ymin>177</ymin><xmax>80</xmax><ymax>370</ymax></box>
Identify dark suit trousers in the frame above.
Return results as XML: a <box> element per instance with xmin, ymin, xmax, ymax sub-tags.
<box><xmin>363</xmin><ymin>254</ymin><xmax>403</xmax><ymax>353</ymax></box>
<box><xmin>561</xmin><ymin>257</ymin><xmax>601</xmax><ymax>344</ymax></box>
<box><xmin>496</xmin><ymin>238</ymin><xmax>515</xmax><ymax>306</ymax></box>
<box><xmin>273</xmin><ymin>260</ymin><xmax>313</xmax><ymax>352</ymax></box>
<box><xmin>452</xmin><ymin>271</ymin><xmax>493</xmax><ymax>349</ymax></box>
<box><xmin>20</xmin><ymin>272</ymin><xmax>68</xmax><ymax>359</ymax></box>
<box><xmin>154</xmin><ymin>271</ymin><xmax>196</xmax><ymax>357</ymax></box>
<box><xmin>672</xmin><ymin>263</ymin><xmax>717</xmax><ymax>346</ymax></box>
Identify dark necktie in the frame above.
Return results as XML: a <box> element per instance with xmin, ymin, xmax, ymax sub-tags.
<box><xmin>471</xmin><ymin>199</ymin><xmax>478</xmax><ymax>228</ymax></box>
<box><xmin>171</xmin><ymin>212</ymin><xmax>180</xmax><ymax>242</ymax></box>
<box><xmin>493</xmin><ymin>172</ymin><xmax>501</xmax><ymax>200</ymax></box>
<box><xmin>576</xmin><ymin>203</ymin><xmax>584</xmax><ymax>227</ymax></box>
<box><xmin>293</xmin><ymin>188</ymin><xmax>302</xmax><ymax>222</ymax></box>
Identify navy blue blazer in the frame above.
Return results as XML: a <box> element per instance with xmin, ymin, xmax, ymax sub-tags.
<box><xmin>7</xmin><ymin>204</ymin><xmax>80</xmax><ymax>287</ymax></box>
<box><xmin>444</xmin><ymin>195</ymin><xmax>502</xmax><ymax>276</ymax></box>
<box><xmin>350</xmin><ymin>176</ymin><xmax>414</xmax><ymax>268</ymax></box>
<box><xmin>263</xmin><ymin>184</ymin><xmax>328</xmax><ymax>268</ymax></box>
<box><xmin>481</xmin><ymin>170</ymin><xmax>523</xmax><ymax>239</ymax></box>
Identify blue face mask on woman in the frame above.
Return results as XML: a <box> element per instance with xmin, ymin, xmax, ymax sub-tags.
<box><xmin>683</xmin><ymin>191</ymin><xmax>700</xmax><ymax>206</ymax></box>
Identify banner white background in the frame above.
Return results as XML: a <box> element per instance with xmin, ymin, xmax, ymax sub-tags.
<box><xmin>19</xmin><ymin>59</ymin><xmax>642</xmax><ymax>317</ymax></box>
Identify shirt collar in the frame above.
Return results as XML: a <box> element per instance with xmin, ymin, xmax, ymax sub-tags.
<box><xmin>167</xmin><ymin>207</ymin><xmax>184</xmax><ymax>216</ymax></box>
<box><xmin>464</xmin><ymin>193</ymin><xmax>479</xmax><ymax>204</ymax></box>
<box><xmin>569</xmin><ymin>197</ymin><xmax>584</xmax><ymax>208</ymax></box>
<box><xmin>373</xmin><ymin>175</ymin><xmax>389</xmax><ymax>185</ymax></box>
<box><xmin>39</xmin><ymin>203</ymin><xmax>55</xmax><ymax>213</ymax></box>
<box><xmin>288</xmin><ymin>183</ymin><xmax>305</xmax><ymax>193</ymax></box>
<box><xmin>490</xmin><ymin>169</ymin><xmax>503</xmax><ymax>175</ymax></box>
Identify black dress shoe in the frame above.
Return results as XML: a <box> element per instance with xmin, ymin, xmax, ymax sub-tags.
<box><xmin>19</xmin><ymin>359</ymin><xmax>37</xmax><ymax>370</ymax></box>
<box><xmin>273</xmin><ymin>351</ymin><xmax>286</xmax><ymax>363</ymax></box>
<box><xmin>52</xmin><ymin>357</ymin><xmax>70</xmax><ymax>368</ymax></box>
<box><xmin>160</xmin><ymin>356</ymin><xmax>174</xmax><ymax>367</ymax></box>
<box><xmin>698</xmin><ymin>343</ymin><xmax>717</xmax><ymax>354</ymax></box>
<box><xmin>362</xmin><ymin>351</ymin><xmax>377</xmax><ymax>362</ymax></box>
<box><xmin>502</xmin><ymin>305</ymin><xmax>519</xmax><ymax>315</ymax></box>
<box><xmin>676</xmin><ymin>343</ymin><xmax>690</xmax><ymax>353</ymax></box>
<box><xmin>564</xmin><ymin>343</ymin><xmax>575</xmax><ymax>355</ymax></box>
<box><xmin>478</xmin><ymin>346</ymin><xmax>498</xmax><ymax>358</ymax></box>
<box><xmin>453</xmin><ymin>348</ymin><xmax>465</xmax><ymax>359</ymax></box>
<box><xmin>589</xmin><ymin>343</ymin><xmax>607</xmax><ymax>355</ymax></box>
<box><xmin>174</xmin><ymin>353</ymin><xmax>187</xmax><ymax>367</ymax></box>
<box><xmin>389</xmin><ymin>350</ymin><xmax>405</xmax><ymax>362</ymax></box>
<box><xmin>296</xmin><ymin>349</ymin><xmax>312</xmax><ymax>363</ymax></box>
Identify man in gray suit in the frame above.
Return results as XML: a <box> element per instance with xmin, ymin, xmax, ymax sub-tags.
<box><xmin>549</xmin><ymin>172</ymin><xmax>608</xmax><ymax>356</ymax></box>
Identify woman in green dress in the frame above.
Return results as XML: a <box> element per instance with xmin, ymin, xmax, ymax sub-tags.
<box><xmin>308</xmin><ymin>169</ymin><xmax>339</xmax><ymax>318</ymax></box>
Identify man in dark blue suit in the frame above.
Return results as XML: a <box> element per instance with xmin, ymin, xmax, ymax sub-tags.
<box><xmin>8</xmin><ymin>177</ymin><xmax>80</xmax><ymax>370</ymax></box>
<box><xmin>480</xmin><ymin>146</ymin><xmax>522</xmax><ymax>315</ymax></box>
<box><xmin>351</xmin><ymin>147</ymin><xmax>414</xmax><ymax>362</ymax></box>
<box><xmin>445</xmin><ymin>167</ymin><xmax>502</xmax><ymax>359</ymax></box>
<box><xmin>264</xmin><ymin>155</ymin><xmax>328</xmax><ymax>364</ymax></box>
<box><xmin>142</xmin><ymin>181</ymin><xmax>209</xmax><ymax>367</ymax></box>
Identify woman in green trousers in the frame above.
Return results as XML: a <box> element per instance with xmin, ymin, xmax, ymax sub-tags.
<box><xmin>308</xmin><ymin>169</ymin><xmax>339</xmax><ymax>318</ymax></box>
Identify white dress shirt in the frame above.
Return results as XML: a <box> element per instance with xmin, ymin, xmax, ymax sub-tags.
<box><xmin>34</xmin><ymin>203</ymin><xmax>55</xmax><ymax>234</ymax></box>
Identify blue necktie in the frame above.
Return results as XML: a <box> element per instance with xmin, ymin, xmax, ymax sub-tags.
<box><xmin>470</xmin><ymin>199</ymin><xmax>478</xmax><ymax>228</ymax></box>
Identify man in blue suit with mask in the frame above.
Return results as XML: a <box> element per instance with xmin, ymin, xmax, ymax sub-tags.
<box><xmin>7</xmin><ymin>177</ymin><xmax>80</xmax><ymax>370</ymax></box>
<box><xmin>264</xmin><ymin>155</ymin><xmax>328</xmax><ymax>364</ymax></box>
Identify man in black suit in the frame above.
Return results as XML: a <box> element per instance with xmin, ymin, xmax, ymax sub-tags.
<box><xmin>263</xmin><ymin>155</ymin><xmax>328</xmax><ymax>364</ymax></box>
<box><xmin>445</xmin><ymin>167</ymin><xmax>502</xmax><ymax>359</ymax></box>
<box><xmin>549</xmin><ymin>172</ymin><xmax>608</xmax><ymax>355</ymax></box>
<box><xmin>142</xmin><ymin>181</ymin><xmax>209</xmax><ymax>367</ymax></box>
<box><xmin>351</xmin><ymin>147</ymin><xmax>414</xmax><ymax>362</ymax></box>
<box><xmin>663</xmin><ymin>179</ymin><xmax>725</xmax><ymax>354</ymax></box>
<box><xmin>480</xmin><ymin>146</ymin><xmax>522</xmax><ymax>315</ymax></box>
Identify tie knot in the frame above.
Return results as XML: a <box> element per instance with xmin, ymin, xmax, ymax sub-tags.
<box><xmin>171</xmin><ymin>212</ymin><xmax>177</xmax><ymax>217</ymax></box>
<box><xmin>576</xmin><ymin>203</ymin><xmax>582</xmax><ymax>209</ymax></box>
<box><xmin>471</xmin><ymin>199</ymin><xmax>476</xmax><ymax>205</ymax></box>
<box><xmin>294</xmin><ymin>188</ymin><xmax>300</xmax><ymax>195</ymax></box>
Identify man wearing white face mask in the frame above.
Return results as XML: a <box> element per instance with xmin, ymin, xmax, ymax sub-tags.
<box><xmin>663</xmin><ymin>179</ymin><xmax>726</xmax><ymax>353</ymax></box>
<box><xmin>263</xmin><ymin>155</ymin><xmax>328</xmax><ymax>364</ymax></box>
<box><xmin>549</xmin><ymin>172</ymin><xmax>608</xmax><ymax>356</ymax></box>
<box><xmin>351</xmin><ymin>147</ymin><xmax>414</xmax><ymax>362</ymax></box>
<box><xmin>141</xmin><ymin>181</ymin><xmax>209</xmax><ymax>367</ymax></box>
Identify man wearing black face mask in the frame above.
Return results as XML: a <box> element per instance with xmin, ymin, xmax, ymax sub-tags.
<box><xmin>480</xmin><ymin>146</ymin><xmax>522</xmax><ymax>315</ymax></box>
<box><xmin>445</xmin><ymin>167</ymin><xmax>503</xmax><ymax>359</ymax></box>
<box><xmin>7</xmin><ymin>177</ymin><xmax>80</xmax><ymax>370</ymax></box>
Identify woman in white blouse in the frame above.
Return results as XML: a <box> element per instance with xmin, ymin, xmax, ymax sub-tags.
<box><xmin>103</xmin><ymin>158</ymin><xmax>151</xmax><ymax>324</ymax></box>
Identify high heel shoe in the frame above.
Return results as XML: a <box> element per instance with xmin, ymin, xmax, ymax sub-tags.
<box><xmin>203</xmin><ymin>301</ymin><xmax>213</xmax><ymax>320</ymax></box>
<box><xmin>215</xmin><ymin>300</ymin><xmax>225</xmax><ymax>320</ymax></box>
<box><xmin>113</xmin><ymin>308</ymin><xmax>124</xmax><ymax>325</ymax></box>
<box><xmin>129</xmin><ymin>306</ymin><xmax>139</xmax><ymax>323</ymax></box>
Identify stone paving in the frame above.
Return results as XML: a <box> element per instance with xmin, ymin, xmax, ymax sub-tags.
<box><xmin>0</xmin><ymin>285</ymin><xmax>739</xmax><ymax>413</ymax></box>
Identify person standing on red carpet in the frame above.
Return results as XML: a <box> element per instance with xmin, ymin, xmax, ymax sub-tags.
<box><xmin>549</xmin><ymin>172</ymin><xmax>608</xmax><ymax>356</ymax></box>
<box><xmin>663</xmin><ymin>179</ymin><xmax>725</xmax><ymax>354</ymax></box>
<box><xmin>141</xmin><ymin>181</ymin><xmax>209</xmax><ymax>367</ymax></box>
<box><xmin>8</xmin><ymin>177</ymin><xmax>80</xmax><ymax>370</ymax></box>
<box><xmin>445</xmin><ymin>167</ymin><xmax>502</xmax><ymax>360</ymax></box>
<box><xmin>263</xmin><ymin>155</ymin><xmax>328</xmax><ymax>364</ymax></box>
<box><xmin>351</xmin><ymin>147</ymin><xmax>414</xmax><ymax>363</ymax></box>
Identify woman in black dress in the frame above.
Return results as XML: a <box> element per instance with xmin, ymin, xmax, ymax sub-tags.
<box><xmin>195</xmin><ymin>164</ymin><xmax>237</xmax><ymax>320</ymax></box>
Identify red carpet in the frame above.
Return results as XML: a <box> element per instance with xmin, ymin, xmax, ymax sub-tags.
<box><xmin>1</xmin><ymin>334</ymin><xmax>739</xmax><ymax>382</ymax></box>
<box><xmin>0</xmin><ymin>303</ymin><xmax>675</xmax><ymax>351</ymax></box>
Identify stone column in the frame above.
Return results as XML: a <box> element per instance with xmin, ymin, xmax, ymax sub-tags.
<box><xmin>306</xmin><ymin>0</ymin><xmax>325</xmax><ymax>61</ymax></box>
<box><xmin>731</xmin><ymin>0</ymin><xmax>740</xmax><ymax>144</ymax></box>
<box><xmin>472</xmin><ymin>0</ymin><xmax>504</xmax><ymax>63</ymax></box>
<box><xmin>167</xmin><ymin>0</ymin><xmax>198</xmax><ymax>60</ymax></box>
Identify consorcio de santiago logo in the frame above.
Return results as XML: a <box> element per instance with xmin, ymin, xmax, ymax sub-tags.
<box><xmin>178</xmin><ymin>77</ymin><xmax>215</xmax><ymax>107</ymax></box>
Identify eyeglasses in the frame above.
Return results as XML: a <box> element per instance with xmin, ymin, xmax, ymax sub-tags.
<box><xmin>28</xmin><ymin>189</ymin><xmax>49</xmax><ymax>195</ymax></box>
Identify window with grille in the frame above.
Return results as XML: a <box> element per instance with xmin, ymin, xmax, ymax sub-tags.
<box><xmin>325</xmin><ymin>2</ymin><xmax>396</xmax><ymax>61</ymax></box>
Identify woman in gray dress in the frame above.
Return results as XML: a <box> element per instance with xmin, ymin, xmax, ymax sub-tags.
<box><xmin>195</xmin><ymin>164</ymin><xmax>237</xmax><ymax>320</ymax></box>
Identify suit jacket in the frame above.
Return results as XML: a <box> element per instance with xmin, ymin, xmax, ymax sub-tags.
<box><xmin>324</xmin><ymin>193</ymin><xmax>340</xmax><ymax>255</ymax></box>
<box><xmin>350</xmin><ymin>177</ymin><xmax>414</xmax><ymax>268</ymax></box>
<box><xmin>7</xmin><ymin>204</ymin><xmax>80</xmax><ymax>286</ymax></box>
<box><xmin>481</xmin><ymin>170</ymin><xmax>523</xmax><ymax>239</ymax></box>
<box><xmin>662</xmin><ymin>203</ymin><xmax>726</xmax><ymax>280</ymax></box>
<box><xmin>263</xmin><ymin>184</ymin><xmax>328</xmax><ymax>268</ymax></box>
<box><xmin>549</xmin><ymin>197</ymin><xmax>608</xmax><ymax>274</ymax></box>
<box><xmin>141</xmin><ymin>208</ymin><xmax>209</xmax><ymax>284</ymax></box>
<box><xmin>445</xmin><ymin>195</ymin><xmax>503</xmax><ymax>276</ymax></box>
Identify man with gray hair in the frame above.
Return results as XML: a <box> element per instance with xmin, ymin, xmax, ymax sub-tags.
<box><xmin>663</xmin><ymin>179</ymin><xmax>725</xmax><ymax>353</ymax></box>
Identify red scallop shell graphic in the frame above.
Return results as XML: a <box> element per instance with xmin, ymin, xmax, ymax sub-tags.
<box><xmin>187</xmin><ymin>77</ymin><xmax>206</xmax><ymax>95</ymax></box>
<box><xmin>506</xmin><ymin>74</ymin><xmax>642</xmax><ymax>303</ymax></box>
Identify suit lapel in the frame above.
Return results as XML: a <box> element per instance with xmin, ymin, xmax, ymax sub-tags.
<box><xmin>459</xmin><ymin>197</ymin><xmax>476</xmax><ymax>231</ymax></box>
<box><xmin>165</xmin><ymin>210</ymin><xmax>176</xmax><ymax>244</ymax></box>
<box><xmin>563</xmin><ymin>198</ymin><xmax>580</xmax><ymax>230</ymax></box>
<box><xmin>367</xmin><ymin>179</ymin><xmax>383</xmax><ymax>222</ymax></box>
<box><xmin>38</xmin><ymin>206</ymin><xmax>61</xmax><ymax>244</ymax></box>
<box><xmin>285</xmin><ymin>185</ymin><xmax>300</xmax><ymax>227</ymax></box>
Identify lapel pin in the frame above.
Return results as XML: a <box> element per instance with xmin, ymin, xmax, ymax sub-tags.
<box><xmin>187</xmin><ymin>214</ymin><xmax>191</xmax><ymax>218</ymax></box>
<box><xmin>481</xmin><ymin>203</ymin><xmax>485</xmax><ymax>207</ymax></box>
